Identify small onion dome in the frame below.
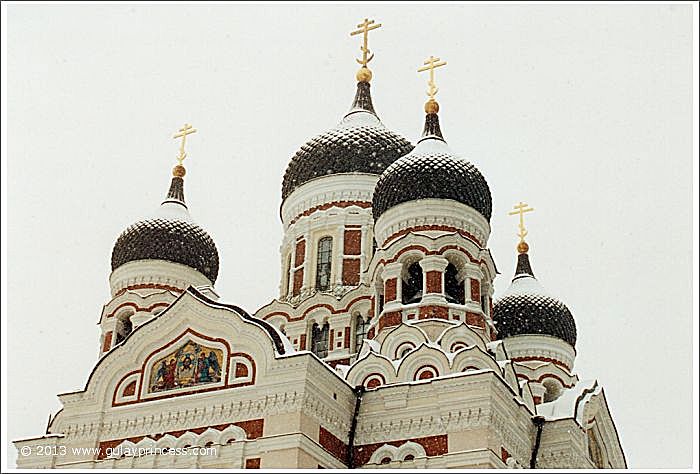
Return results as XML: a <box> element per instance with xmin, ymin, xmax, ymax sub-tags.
<box><xmin>281</xmin><ymin>81</ymin><xmax>413</xmax><ymax>201</ymax></box>
<box><xmin>372</xmin><ymin>111</ymin><xmax>492</xmax><ymax>221</ymax></box>
<box><xmin>111</xmin><ymin>175</ymin><xmax>220</xmax><ymax>283</ymax></box>
<box><xmin>492</xmin><ymin>252</ymin><xmax>577</xmax><ymax>347</ymax></box>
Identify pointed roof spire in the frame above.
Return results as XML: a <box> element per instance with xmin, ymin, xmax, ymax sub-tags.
<box><xmin>162</xmin><ymin>123</ymin><xmax>197</xmax><ymax>208</ymax></box>
<box><xmin>417</xmin><ymin>55</ymin><xmax>448</xmax><ymax>142</ymax></box>
<box><xmin>508</xmin><ymin>201</ymin><xmax>536</xmax><ymax>280</ymax></box>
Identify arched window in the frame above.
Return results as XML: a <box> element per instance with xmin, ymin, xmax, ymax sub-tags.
<box><xmin>311</xmin><ymin>321</ymin><xmax>329</xmax><ymax>358</ymax></box>
<box><xmin>445</xmin><ymin>263</ymin><xmax>465</xmax><ymax>304</ymax></box>
<box><xmin>114</xmin><ymin>313</ymin><xmax>133</xmax><ymax>345</ymax></box>
<box><xmin>354</xmin><ymin>314</ymin><xmax>369</xmax><ymax>353</ymax></box>
<box><xmin>402</xmin><ymin>262</ymin><xmax>423</xmax><ymax>304</ymax></box>
<box><xmin>316</xmin><ymin>237</ymin><xmax>333</xmax><ymax>291</ymax></box>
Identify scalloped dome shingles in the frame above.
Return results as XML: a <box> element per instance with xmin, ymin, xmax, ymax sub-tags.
<box><xmin>282</xmin><ymin>123</ymin><xmax>413</xmax><ymax>200</ymax></box>
<box><xmin>281</xmin><ymin>81</ymin><xmax>413</xmax><ymax>201</ymax></box>
<box><xmin>111</xmin><ymin>217</ymin><xmax>220</xmax><ymax>283</ymax></box>
<box><xmin>372</xmin><ymin>148</ymin><xmax>492</xmax><ymax>221</ymax></box>
<box><xmin>492</xmin><ymin>270</ymin><xmax>577</xmax><ymax>347</ymax></box>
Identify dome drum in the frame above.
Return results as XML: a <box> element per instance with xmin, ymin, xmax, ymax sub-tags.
<box><xmin>372</xmin><ymin>197</ymin><xmax>491</xmax><ymax>249</ymax></box>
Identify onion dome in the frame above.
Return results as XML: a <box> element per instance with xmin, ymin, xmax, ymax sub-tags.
<box><xmin>111</xmin><ymin>161</ymin><xmax>220</xmax><ymax>284</ymax></box>
<box><xmin>372</xmin><ymin>105</ymin><xmax>492</xmax><ymax>221</ymax></box>
<box><xmin>281</xmin><ymin>80</ymin><xmax>414</xmax><ymax>201</ymax></box>
<box><xmin>493</xmin><ymin>249</ymin><xmax>577</xmax><ymax>347</ymax></box>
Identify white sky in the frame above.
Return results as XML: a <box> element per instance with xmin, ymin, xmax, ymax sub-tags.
<box><xmin>3</xmin><ymin>3</ymin><xmax>697</xmax><ymax>470</ymax></box>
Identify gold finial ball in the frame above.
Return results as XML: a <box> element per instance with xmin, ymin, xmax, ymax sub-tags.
<box><xmin>517</xmin><ymin>241</ymin><xmax>529</xmax><ymax>254</ymax></box>
<box><xmin>356</xmin><ymin>67</ymin><xmax>372</xmax><ymax>83</ymax></box>
<box><xmin>173</xmin><ymin>164</ymin><xmax>186</xmax><ymax>177</ymax></box>
<box><xmin>425</xmin><ymin>99</ymin><xmax>439</xmax><ymax>114</ymax></box>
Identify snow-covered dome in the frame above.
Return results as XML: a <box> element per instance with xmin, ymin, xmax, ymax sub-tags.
<box><xmin>281</xmin><ymin>81</ymin><xmax>413</xmax><ymax>201</ymax></box>
<box><xmin>372</xmin><ymin>112</ymin><xmax>492</xmax><ymax>221</ymax></box>
<box><xmin>111</xmin><ymin>175</ymin><xmax>220</xmax><ymax>283</ymax></box>
<box><xmin>493</xmin><ymin>252</ymin><xmax>577</xmax><ymax>347</ymax></box>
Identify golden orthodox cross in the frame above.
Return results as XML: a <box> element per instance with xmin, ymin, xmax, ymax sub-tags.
<box><xmin>350</xmin><ymin>18</ymin><xmax>382</xmax><ymax>67</ymax></box>
<box><xmin>509</xmin><ymin>201</ymin><xmax>535</xmax><ymax>244</ymax></box>
<box><xmin>418</xmin><ymin>55</ymin><xmax>447</xmax><ymax>99</ymax></box>
<box><xmin>173</xmin><ymin>123</ymin><xmax>197</xmax><ymax>166</ymax></box>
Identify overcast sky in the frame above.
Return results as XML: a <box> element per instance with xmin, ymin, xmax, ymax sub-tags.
<box><xmin>3</xmin><ymin>3</ymin><xmax>696</xmax><ymax>469</ymax></box>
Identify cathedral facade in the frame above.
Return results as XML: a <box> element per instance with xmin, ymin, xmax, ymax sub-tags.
<box><xmin>14</xmin><ymin>20</ymin><xmax>626</xmax><ymax>469</ymax></box>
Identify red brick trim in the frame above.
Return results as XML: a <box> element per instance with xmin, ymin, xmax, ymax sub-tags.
<box><xmin>466</xmin><ymin>312</ymin><xmax>486</xmax><ymax>329</ymax></box>
<box><xmin>415</xmin><ymin>364</ymin><xmax>439</xmax><ymax>380</ymax></box>
<box><xmin>501</xmin><ymin>447</ymin><xmax>510</xmax><ymax>463</ymax></box>
<box><xmin>319</xmin><ymin>426</ymin><xmax>347</xmax><ymax>462</ymax></box>
<box><xmin>511</xmin><ymin>356</ymin><xmax>571</xmax><ymax>372</ymax></box>
<box><xmin>299</xmin><ymin>334</ymin><xmax>307</xmax><ymax>350</ymax></box>
<box><xmin>122</xmin><ymin>381</ymin><xmax>136</xmax><ymax>397</ymax></box>
<box><xmin>343</xmin><ymin>229</ymin><xmax>362</xmax><ymax>255</ymax></box>
<box><xmin>425</xmin><ymin>271</ymin><xmax>442</xmax><ymax>293</ymax></box>
<box><xmin>294</xmin><ymin>240</ymin><xmax>306</xmax><ymax>267</ymax></box>
<box><xmin>353</xmin><ymin>434</ymin><xmax>448</xmax><ymax>466</ymax></box>
<box><xmin>96</xmin><ymin>419</ymin><xmax>264</xmax><ymax>459</ymax></box>
<box><xmin>383</xmin><ymin>225</ymin><xmax>483</xmax><ymax>248</ymax></box>
<box><xmin>377</xmin><ymin>244</ymin><xmax>485</xmax><ymax>267</ymax></box>
<box><xmin>245</xmin><ymin>458</ymin><xmax>261</xmax><ymax>469</ymax></box>
<box><xmin>102</xmin><ymin>331</ymin><xmax>113</xmax><ymax>352</ymax></box>
<box><xmin>113</xmin><ymin>283</ymin><xmax>183</xmax><ymax>298</ymax></box>
<box><xmin>419</xmin><ymin>305</ymin><xmax>449</xmax><ymax>320</ymax></box>
<box><xmin>292</xmin><ymin>269</ymin><xmax>303</xmax><ymax>296</ymax></box>
<box><xmin>470</xmin><ymin>279</ymin><xmax>480</xmax><ymax>302</ymax></box>
<box><xmin>290</xmin><ymin>201</ymin><xmax>371</xmax><ymax>226</ymax></box>
<box><xmin>262</xmin><ymin>296</ymin><xmax>372</xmax><ymax>323</ymax></box>
<box><xmin>342</xmin><ymin>258</ymin><xmax>360</xmax><ymax>286</ymax></box>
<box><xmin>344</xmin><ymin>326</ymin><xmax>351</xmax><ymax>349</ymax></box>
<box><xmin>327</xmin><ymin>358</ymin><xmax>350</xmax><ymax>368</ymax></box>
<box><xmin>362</xmin><ymin>373</ymin><xmax>386</xmax><ymax>389</ymax></box>
<box><xmin>378</xmin><ymin>311</ymin><xmax>402</xmax><ymax>331</ymax></box>
<box><xmin>105</xmin><ymin>301</ymin><xmax>171</xmax><ymax>319</ymax></box>
<box><xmin>384</xmin><ymin>278</ymin><xmax>397</xmax><ymax>302</ymax></box>
<box><xmin>111</xmin><ymin>370</ymin><xmax>140</xmax><ymax>405</ymax></box>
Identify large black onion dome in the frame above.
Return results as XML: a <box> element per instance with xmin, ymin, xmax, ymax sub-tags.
<box><xmin>372</xmin><ymin>113</ymin><xmax>492</xmax><ymax>221</ymax></box>
<box><xmin>111</xmin><ymin>176</ymin><xmax>220</xmax><ymax>283</ymax></box>
<box><xmin>492</xmin><ymin>252</ymin><xmax>577</xmax><ymax>347</ymax></box>
<box><xmin>281</xmin><ymin>81</ymin><xmax>413</xmax><ymax>200</ymax></box>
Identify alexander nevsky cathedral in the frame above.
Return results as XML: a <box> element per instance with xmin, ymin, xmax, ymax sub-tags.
<box><xmin>14</xmin><ymin>18</ymin><xmax>626</xmax><ymax>469</ymax></box>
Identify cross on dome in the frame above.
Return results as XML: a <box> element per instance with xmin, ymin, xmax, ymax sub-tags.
<box><xmin>508</xmin><ymin>201</ymin><xmax>535</xmax><ymax>253</ymax></box>
<box><xmin>172</xmin><ymin>123</ymin><xmax>197</xmax><ymax>177</ymax></box>
<box><xmin>350</xmin><ymin>18</ymin><xmax>382</xmax><ymax>82</ymax></box>
<box><xmin>418</xmin><ymin>55</ymin><xmax>447</xmax><ymax>113</ymax></box>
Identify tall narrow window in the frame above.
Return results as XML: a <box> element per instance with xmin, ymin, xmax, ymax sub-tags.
<box><xmin>316</xmin><ymin>237</ymin><xmax>333</xmax><ymax>291</ymax></box>
<box><xmin>311</xmin><ymin>321</ymin><xmax>330</xmax><ymax>358</ymax></box>
<box><xmin>402</xmin><ymin>262</ymin><xmax>423</xmax><ymax>304</ymax></box>
<box><xmin>445</xmin><ymin>263</ymin><xmax>465</xmax><ymax>304</ymax></box>
<box><xmin>354</xmin><ymin>315</ymin><xmax>368</xmax><ymax>353</ymax></box>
